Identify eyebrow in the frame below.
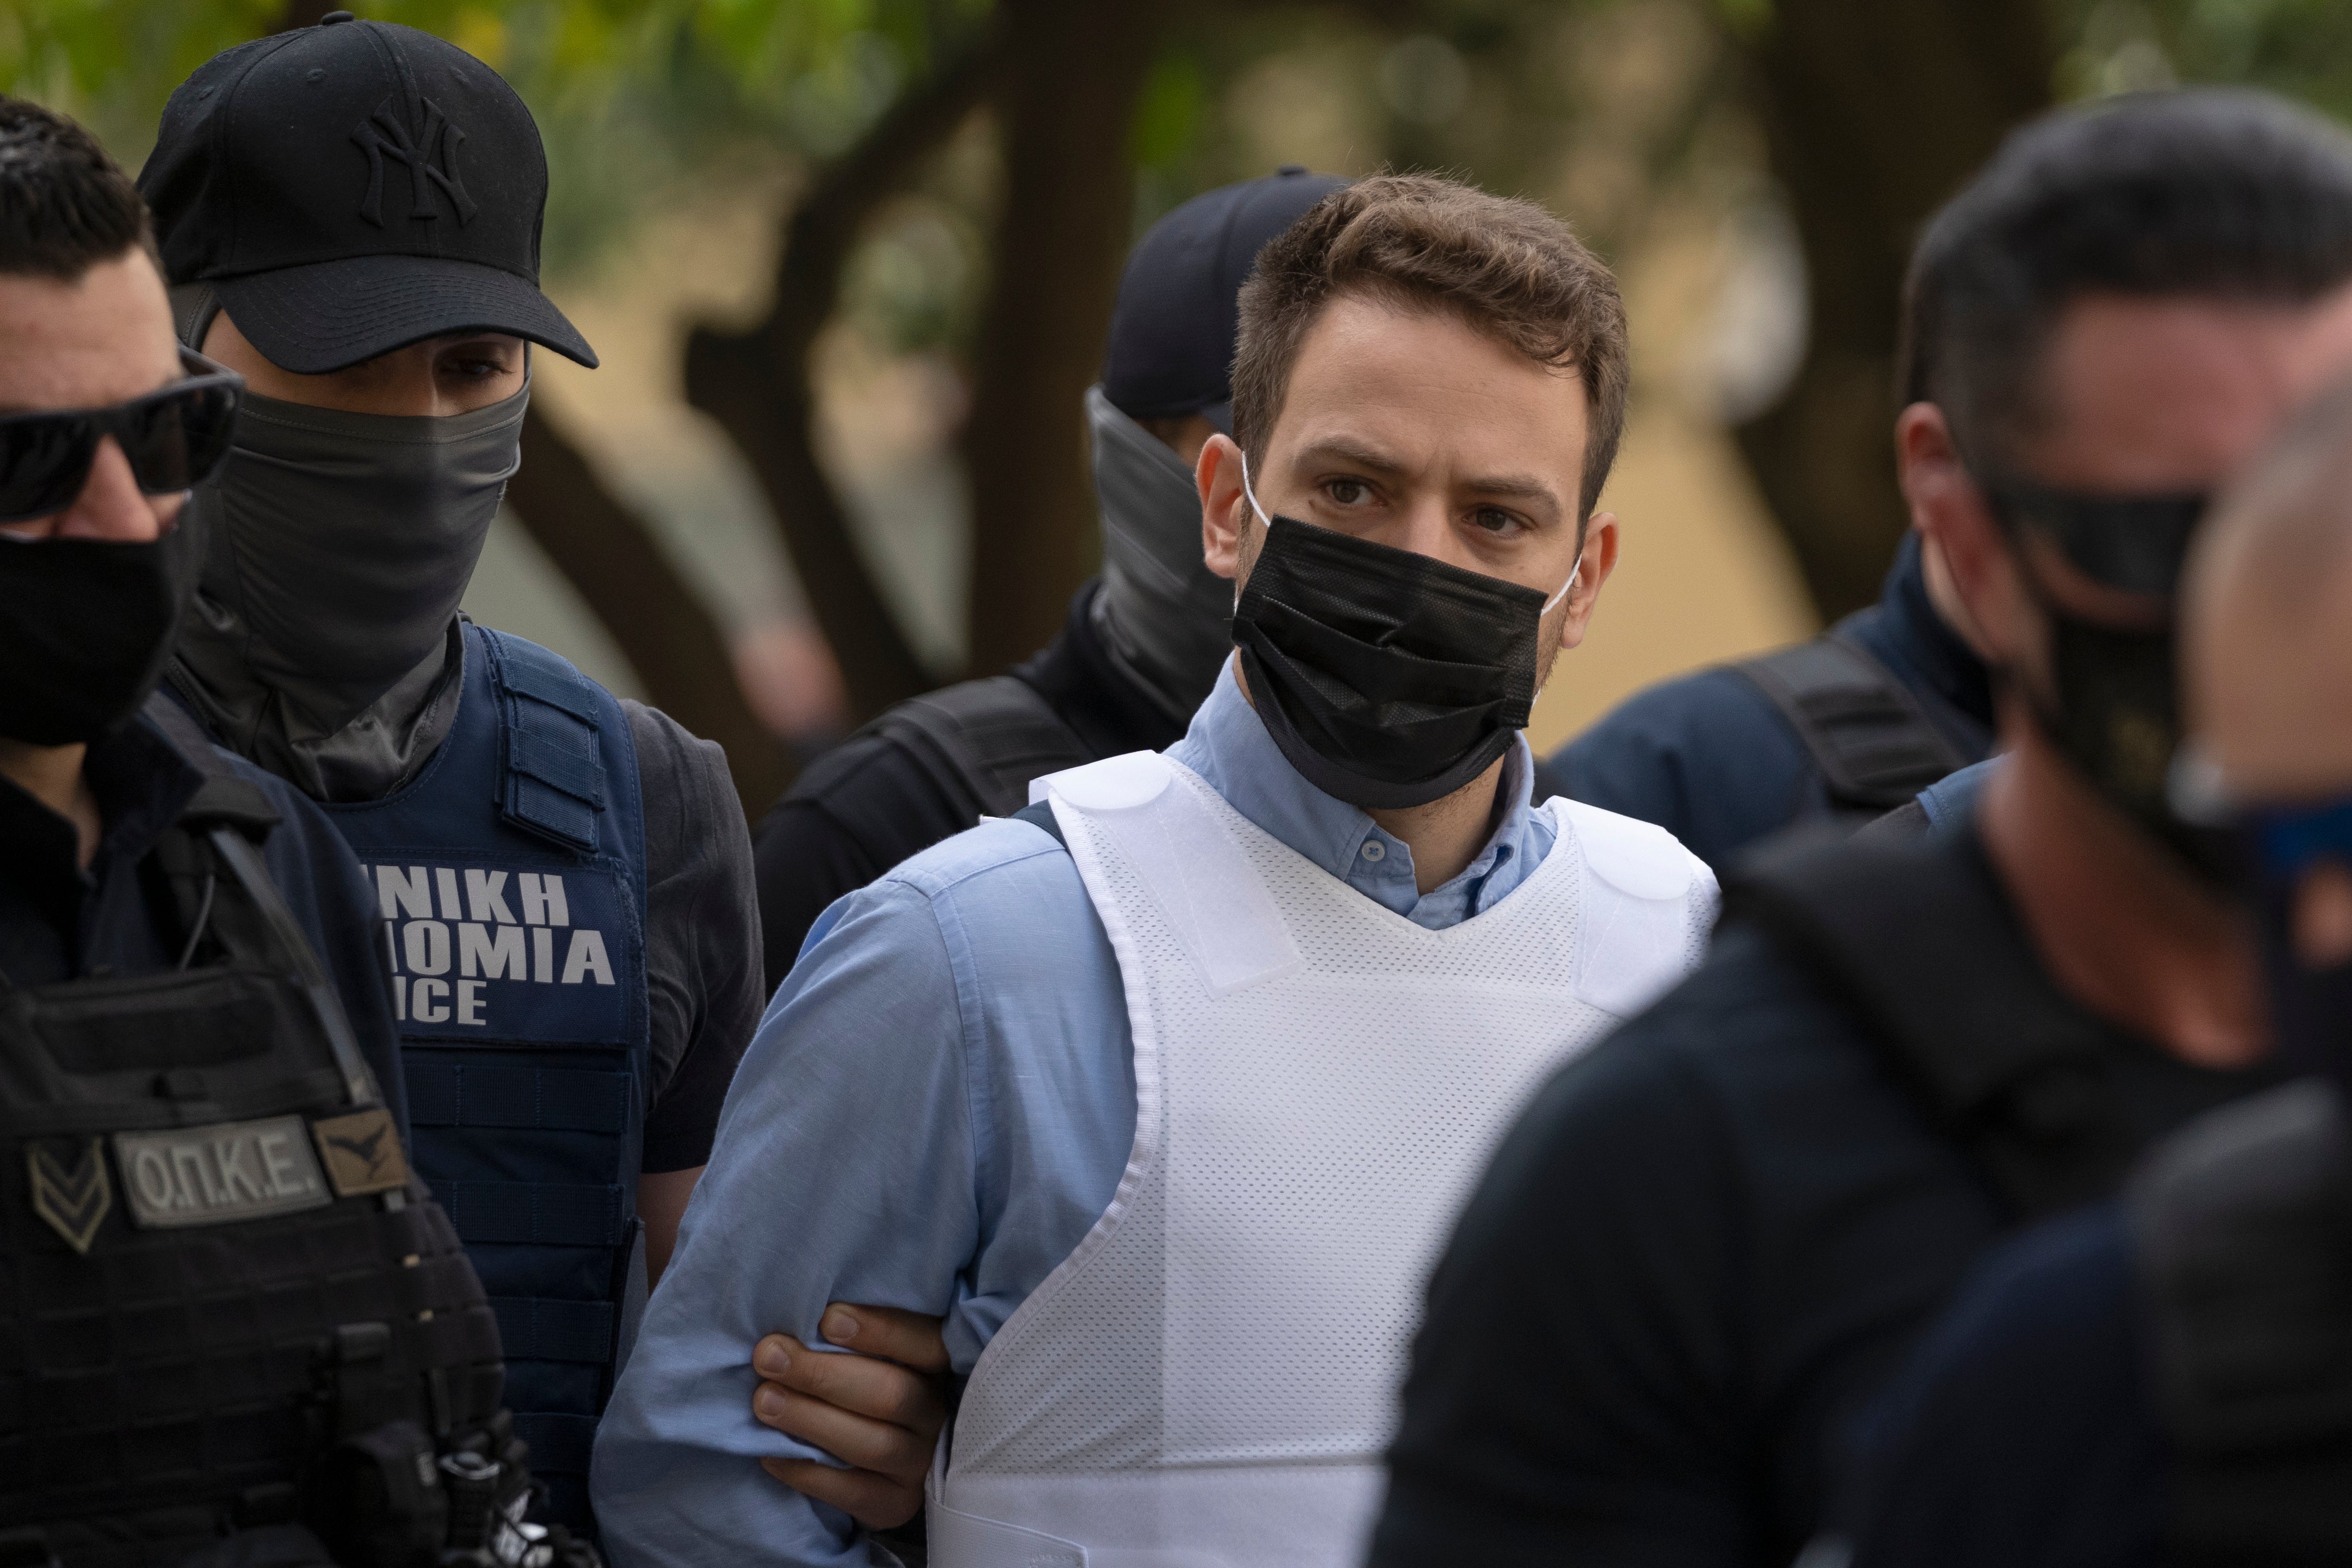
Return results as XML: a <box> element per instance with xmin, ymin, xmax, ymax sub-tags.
<box><xmin>1291</xmin><ymin>436</ymin><xmax>1567</xmax><ymax>517</ymax></box>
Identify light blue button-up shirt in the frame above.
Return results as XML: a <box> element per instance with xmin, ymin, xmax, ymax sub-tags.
<box><xmin>592</xmin><ymin>661</ymin><xmax>1558</xmax><ymax>1566</ymax></box>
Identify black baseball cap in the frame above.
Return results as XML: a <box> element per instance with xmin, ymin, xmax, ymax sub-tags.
<box><xmin>137</xmin><ymin>11</ymin><xmax>595</xmax><ymax>374</ymax></box>
<box><xmin>1101</xmin><ymin>165</ymin><xmax>1347</xmax><ymax>431</ymax></box>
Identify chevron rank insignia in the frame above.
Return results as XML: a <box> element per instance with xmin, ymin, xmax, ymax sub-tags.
<box><xmin>28</xmin><ymin>1139</ymin><xmax>112</xmax><ymax>1255</ymax></box>
<box><xmin>311</xmin><ymin>1108</ymin><xmax>409</xmax><ymax>1197</ymax></box>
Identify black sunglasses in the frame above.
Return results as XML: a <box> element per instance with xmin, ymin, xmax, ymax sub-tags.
<box><xmin>1975</xmin><ymin>476</ymin><xmax>2207</xmax><ymax>599</ymax></box>
<box><xmin>0</xmin><ymin>348</ymin><xmax>244</xmax><ymax>524</ymax></box>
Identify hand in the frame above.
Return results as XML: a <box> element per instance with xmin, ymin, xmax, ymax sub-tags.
<box><xmin>752</xmin><ymin>1302</ymin><xmax>951</xmax><ymax>1529</ymax></box>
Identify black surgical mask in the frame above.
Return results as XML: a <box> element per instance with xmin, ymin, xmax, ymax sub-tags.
<box><xmin>192</xmin><ymin>380</ymin><xmax>526</xmax><ymax>723</ymax></box>
<box><xmin>1231</xmin><ymin>457</ymin><xmax>1572</xmax><ymax>809</ymax></box>
<box><xmin>0</xmin><ymin>511</ymin><xmax>204</xmax><ymax>745</ymax></box>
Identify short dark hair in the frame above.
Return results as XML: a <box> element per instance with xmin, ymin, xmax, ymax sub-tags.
<box><xmin>1902</xmin><ymin>89</ymin><xmax>2352</xmax><ymax>466</ymax></box>
<box><xmin>0</xmin><ymin>95</ymin><xmax>156</xmax><ymax>281</ymax></box>
<box><xmin>1233</xmin><ymin>172</ymin><xmax>1630</xmax><ymax>523</ymax></box>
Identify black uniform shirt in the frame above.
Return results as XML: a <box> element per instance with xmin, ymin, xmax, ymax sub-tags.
<box><xmin>0</xmin><ymin>715</ymin><xmax>411</xmax><ymax>1139</ymax></box>
<box><xmin>752</xmin><ymin>579</ymin><xmax>1187</xmax><ymax>992</ymax></box>
<box><xmin>1369</xmin><ymin>826</ymin><xmax>2275</xmax><ymax>1568</ymax></box>
<box><xmin>624</xmin><ymin>701</ymin><xmax>763</xmax><ymax>1172</ymax></box>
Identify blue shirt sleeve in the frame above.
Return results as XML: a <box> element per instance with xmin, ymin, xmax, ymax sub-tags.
<box><xmin>591</xmin><ymin>819</ymin><xmax>1136</xmax><ymax>1567</ymax></box>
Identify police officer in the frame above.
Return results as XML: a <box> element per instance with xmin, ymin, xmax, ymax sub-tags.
<box><xmin>595</xmin><ymin>170</ymin><xmax>1720</xmax><ymax>1568</ymax></box>
<box><xmin>133</xmin><ymin>16</ymin><xmax>765</xmax><ymax>1533</ymax></box>
<box><xmin>1547</xmin><ymin>510</ymin><xmax>1995</xmax><ymax>870</ymax></box>
<box><xmin>1831</xmin><ymin>374</ymin><xmax>2352</xmax><ymax>1568</ymax></box>
<box><xmin>753</xmin><ymin>166</ymin><xmax>1345</xmax><ymax>989</ymax></box>
<box><xmin>0</xmin><ymin>94</ymin><xmax>560</xmax><ymax>1568</ymax></box>
<box><xmin>1369</xmin><ymin>89</ymin><xmax>2352</xmax><ymax>1568</ymax></box>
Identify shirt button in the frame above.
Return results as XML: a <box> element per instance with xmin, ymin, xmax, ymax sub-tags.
<box><xmin>1360</xmin><ymin>841</ymin><xmax>1386</xmax><ymax>862</ymax></box>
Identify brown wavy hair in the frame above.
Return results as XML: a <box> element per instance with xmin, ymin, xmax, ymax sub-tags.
<box><xmin>1231</xmin><ymin>171</ymin><xmax>1629</xmax><ymax>523</ymax></box>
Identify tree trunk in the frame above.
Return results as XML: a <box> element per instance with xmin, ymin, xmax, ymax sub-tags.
<box><xmin>683</xmin><ymin>38</ymin><xmax>1000</xmax><ymax>725</ymax></box>
<box><xmin>1733</xmin><ymin>0</ymin><xmax>2055</xmax><ymax>620</ymax></box>
<box><xmin>504</xmin><ymin>403</ymin><xmax>793</xmax><ymax>817</ymax></box>
<box><xmin>960</xmin><ymin>0</ymin><xmax>1163</xmax><ymax>678</ymax></box>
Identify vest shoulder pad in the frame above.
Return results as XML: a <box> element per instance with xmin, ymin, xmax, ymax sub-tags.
<box><xmin>480</xmin><ymin>628</ymin><xmax>609</xmax><ymax>853</ymax></box>
<box><xmin>1733</xmin><ymin>634</ymin><xmax>1967</xmax><ymax>811</ymax></box>
<box><xmin>881</xmin><ymin>675</ymin><xmax>1098</xmax><ymax>822</ymax></box>
<box><xmin>1556</xmin><ymin>800</ymin><xmax>1711</xmax><ymax>1018</ymax></box>
<box><xmin>141</xmin><ymin>692</ymin><xmax>280</xmax><ymax>839</ymax></box>
<box><xmin>1031</xmin><ymin>750</ymin><xmax>1171</xmax><ymax>811</ymax></box>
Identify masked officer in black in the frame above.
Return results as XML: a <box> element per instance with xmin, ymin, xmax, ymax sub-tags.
<box><xmin>1369</xmin><ymin>89</ymin><xmax>2352</xmax><ymax>1568</ymax></box>
<box><xmin>1831</xmin><ymin>374</ymin><xmax>2352</xmax><ymax>1568</ymax></box>
<box><xmin>133</xmin><ymin>16</ymin><xmax>764</xmax><ymax>1534</ymax></box>
<box><xmin>0</xmin><ymin>94</ymin><xmax>572</xmax><ymax>1568</ymax></box>
<box><xmin>752</xmin><ymin>166</ymin><xmax>1345</xmax><ymax>989</ymax></box>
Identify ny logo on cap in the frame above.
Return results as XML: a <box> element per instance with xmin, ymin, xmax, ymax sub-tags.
<box><xmin>351</xmin><ymin>94</ymin><xmax>479</xmax><ymax>229</ymax></box>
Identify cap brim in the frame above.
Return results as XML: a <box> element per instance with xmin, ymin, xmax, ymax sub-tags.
<box><xmin>208</xmin><ymin>254</ymin><xmax>598</xmax><ymax>374</ymax></box>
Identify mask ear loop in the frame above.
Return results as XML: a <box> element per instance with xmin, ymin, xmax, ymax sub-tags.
<box><xmin>1243</xmin><ymin>448</ymin><xmax>1585</xmax><ymax>613</ymax></box>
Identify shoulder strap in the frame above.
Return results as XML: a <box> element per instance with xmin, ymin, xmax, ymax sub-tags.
<box><xmin>1554</xmin><ymin>800</ymin><xmax>1712</xmax><ymax>1019</ymax></box>
<box><xmin>2129</xmin><ymin>1082</ymin><xmax>2352</xmax><ymax>1564</ymax></box>
<box><xmin>1733</xmin><ymin>635</ymin><xmax>1969</xmax><ymax>812</ymax></box>
<box><xmin>480</xmin><ymin>628</ymin><xmax>608</xmax><ymax>853</ymax></box>
<box><xmin>879</xmin><ymin>676</ymin><xmax>1099</xmax><ymax>824</ymax></box>
<box><xmin>137</xmin><ymin>694</ymin><xmax>382</xmax><ymax>1110</ymax></box>
<box><xmin>1726</xmin><ymin>835</ymin><xmax>2141</xmax><ymax>1218</ymax></box>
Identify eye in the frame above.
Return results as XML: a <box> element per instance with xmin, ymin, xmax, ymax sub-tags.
<box><xmin>1470</xmin><ymin>505</ymin><xmax>1527</xmax><ymax>536</ymax></box>
<box><xmin>1325</xmin><ymin>477</ymin><xmax>1374</xmax><ymax>507</ymax></box>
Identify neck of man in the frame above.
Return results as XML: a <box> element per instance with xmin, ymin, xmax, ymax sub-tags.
<box><xmin>1232</xmin><ymin>652</ymin><xmax>1505</xmax><ymax>895</ymax></box>
<box><xmin>1978</xmin><ymin>708</ymin><xmax>2266</xmax><ymax>1070</ymax></box>
<box><xmin>0</xmin><ymin>737</ymin><xmax>101</xmax><ymax>869</ymax></box>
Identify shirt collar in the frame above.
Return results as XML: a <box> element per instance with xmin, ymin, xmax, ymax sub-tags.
<box><xmin>1165</xmin><ymin>656</ymin><xmax>1543</xmax><ymax>910</ymax></box>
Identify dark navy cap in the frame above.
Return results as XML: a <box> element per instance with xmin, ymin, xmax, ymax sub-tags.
<box><xmin>138</xmin><ymin>11</ymin><xmax>595</xmax><ymax>374</ymax></box>
<box><xmin>1102</xmin><ymin>165</ymin><xmax>1347</xmax><ymax>430</ymax></box>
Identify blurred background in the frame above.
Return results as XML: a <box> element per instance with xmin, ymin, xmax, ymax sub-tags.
<box><xmin>9</xmin><ymin>0</ymin><xmax>2351</xmax><ymax>816</ymax></box>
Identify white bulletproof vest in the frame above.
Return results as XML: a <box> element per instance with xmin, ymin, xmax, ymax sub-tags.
<box><xmin>928</xmin><ymin>751</ymin><xmax>1718</xmax><ymax>1568</ymax></box>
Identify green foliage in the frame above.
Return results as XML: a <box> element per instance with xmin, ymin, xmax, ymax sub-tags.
<box><xmin>2053</xmin><ymin>0</ymin><xmax>2352</xmax><ymax>117</ymax></box>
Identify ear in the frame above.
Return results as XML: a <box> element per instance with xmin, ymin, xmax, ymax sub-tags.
<box><xmin>1897</xmin><ymin>402</ymin><xmax>2030</xmax><ymax>668</ymax></box>
<box><xmin>1200</xmin><ymin>432</ymin><xmax>1253</xmax><ymax>582</ymax></box>
<box><xmin>1555</xmin><ymin>511</ymin><xmax>1620</xmax><ymax>653</ymax></box>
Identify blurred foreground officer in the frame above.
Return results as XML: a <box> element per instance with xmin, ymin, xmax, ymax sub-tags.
<box><xmin>1370</xmin><ymin>90</ymin><xmax>2352</xmax><ymax>1568</ymax></box>
<box><xmin>594</xmin><ymin>174</ymin><xmax>1719</xmax><ymax>1567</ymax></box>
<box><xmin>0</xmin><ymin>97</ymin><xmax>559</xmax><ymax>1568</ymax></box>
<box><xmin>753</xmin><ymin>166</ymin><xmax>1343</xmax><ymax>987</ymax></box>
<box><xmin>1834</xmin><ymin>377</ymin><xmax>2352</xmax><ymax>1568</ymax></box>
<box><xmin>134</xmin><ymin>15</ymin><xmax>764</xmax><ymax>1531</ymax></box>
<box><xmin>1552</xmin><ymin>526</ymin><xmax>1995</xmax><ymax>869</ymax></box>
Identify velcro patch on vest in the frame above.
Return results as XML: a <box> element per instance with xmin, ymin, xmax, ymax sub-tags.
<box><xmin>114</xmin><ymin>1115</ymin><xmax>332</xmax><ymax>1229</ymax></box>
<box><xmin>311</xmin><ymin>1108</ymin><xmax>410</xmax><ymax>1197</ymax></box>
<box><xmin>27</xmin><ymin>1138</ymin><xmax>112</xmax><ymax>1254</ymax></box>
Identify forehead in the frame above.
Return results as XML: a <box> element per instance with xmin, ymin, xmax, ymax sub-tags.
<box><xmin>0</xmin><ymin>251</ymin><xmax>181</xmax><ymax>413</ymax></box>
<box><xmin>1271</xmin><ymin>292</ymin><xmax>1587</xmax><ymax>484</ymax></box>
<box><xmin>2016</xmin><ymin>285</ymin><xmax>2352</xmax><ymax>492</ymax></box>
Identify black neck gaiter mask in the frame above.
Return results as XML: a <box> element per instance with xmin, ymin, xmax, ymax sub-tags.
<box><xmin>1232</xmin><ymin>480</ymin><xmax>1568</xmax><ymax>809</ymax></box>
<box><xmin>0</xmin><ymin>511</ymin><xmax>205</xmax><ymax>745</ymax></box>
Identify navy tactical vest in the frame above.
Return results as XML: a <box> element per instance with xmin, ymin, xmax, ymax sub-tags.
<box><xmin>325</xmin><ymin>625</ymin><xmax>650</xmax><ymax>1533</ymax></box>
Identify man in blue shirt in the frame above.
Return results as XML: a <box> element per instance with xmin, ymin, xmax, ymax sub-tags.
<box><xmin>594</xmin><ymin>172</ymin><xmax>1720</xmax><ymax>1567</ymax></box>
<box><xmin>1832</xmin><ymin>363</ymin><xmax>2352</xmax><ymax>1568</ymax></box>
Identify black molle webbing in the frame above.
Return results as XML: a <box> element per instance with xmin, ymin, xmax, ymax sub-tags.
<box><xmin>1734</xmin><ymin>635</ymin><xmax>1968</xmax><ymax>811</ymax></box>
<box><xmin>485</xmin><ymin>629</ymin><xmax>606</xmax><ymax>852</ymax></box>
<box><xmin>492</xmin><ymin>1296</ymin><xmax>618</xmax><ymax>1365</ymax></box>
<box><xmin>2131</xmin><ymin>1082</ymin><xmax>2352</xmax><ymax>1565</ymax></box>
<box><xmin>882</xmin><ymin>675</ymin><xmax>1100</xmax><ymax>823</ymax></box>
<box><xmin>436</xmin><ymin>1178</ymin><xmax>625</xmax><ymax>1248</ymax></box>
<box><xmin>405</xmin><ymin>1062</ymin><xmax>629</xmax><ymax>1133</ymax></box>
<box><xmin>1727</xmin><ymin>835</ymin><xmax>2141</xmax><ymax>1219</ymax></box>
